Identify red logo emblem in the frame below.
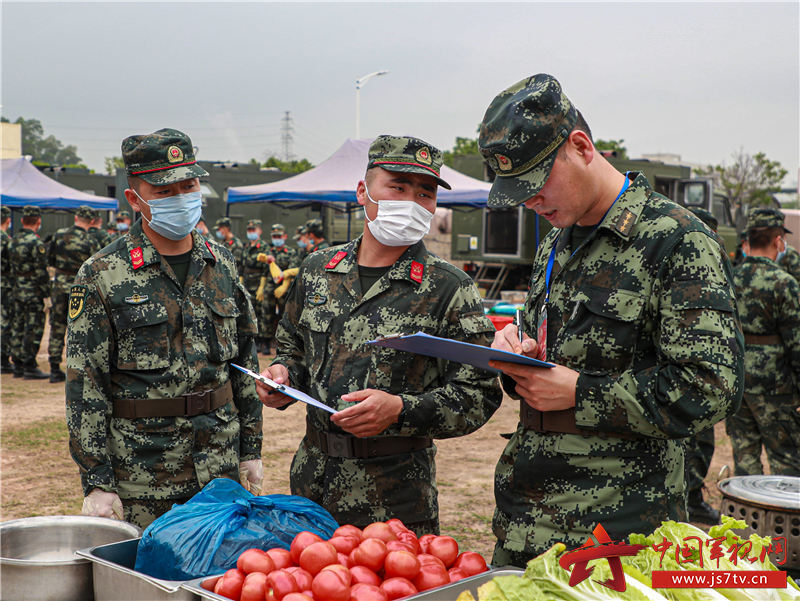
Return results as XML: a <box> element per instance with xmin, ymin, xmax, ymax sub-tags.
<box><xmin>410</xmin><ymin>261</ymin><xmax>424</xmax><ymax>283</ymax></box>
<box><xmin>170</xmin><ymin>148</ymin><xmax>180</xmax><ymax>157</ymax></box>
<box><xmin>130</xmin><ymin>247</ymin><xmax>144</xmax><ymax>269</ymax></box>
<box><xmin>205</xmin><ymin>240</ymin><xmax>215</xmax><ymax>259</ymax></box>
<box><xmin>325</xmin><ymin>251</ymin><xmax>348</xmax><ymax>270</ymax></box>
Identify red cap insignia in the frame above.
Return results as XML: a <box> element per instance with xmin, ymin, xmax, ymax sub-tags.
<box><xmin>205</xmin><ymin>240</ymin><xmax>215</xmax><ymax>259</ymax></box>
<box><xmin>410</xmin><ymin>261</ymin><xmax>424</xmax><ymax>283</ymax></box>
<box><xmin>325</xmin><ymin>250</ymin><xmax>348</xmax><ymax>270</ymax></box>
<box><xmin>130</xmin><ymin>247</ymin><xmax>144</xmax><ymax>269</ymax></box>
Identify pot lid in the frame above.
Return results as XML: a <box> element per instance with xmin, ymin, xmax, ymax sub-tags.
<box><xmin>718</xmin><ymin>476</ymin><xmax>800</xmax><ymax>511</ymax></box>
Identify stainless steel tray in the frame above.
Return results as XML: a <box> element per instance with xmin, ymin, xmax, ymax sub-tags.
<box><xmin>75</xmin><ymin>538</ymin><xmax>199</xmax><ymax>601</ymax></box>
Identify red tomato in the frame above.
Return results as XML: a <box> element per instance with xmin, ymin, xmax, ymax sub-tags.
<box><xmin>321</xmin><ymin>563</ymin><xmax>352</xmax><ymax>586</ymax></box>
<box><xmin>349</xmin><ymin>565</ymin><xmax>381</xmax><ymax>587</ymax></box>
<box><xmin>395</xmin><ymin>531</ymin><xmax>420</xmax><ymax>554</ymax></box>
<box><xmin>329</xmin><ymin>535</ymin><xmax>361</xmax><ymax>555</ymax></box>
<box><xmin>413</xmin><ymin>563</ymin><xmax>450</xmax><ymax>592</ymax></box>
<box><xmin>285</xmin><ymin>566</ymin><xmax>313</xmax><ymax>591</ymax></box>
<box><xmin>385</xmin><ymin>540</ymin><xmax>416</xmax><ymax>554</ymax></box>
<box><xmin>267</xmin><ymin>569</ymin><xmax>298</xmax><ymax>600</ymax></box>
<box><xmin>299</xmin><ymin>541</ymin><xmax>339</xmax><ymax>575</ymax></box>
<box><xmin>448</xmin><ymin>567</ymin><xmax>467</xmax><ymax>583</ymax></box>
<box><xmin>380</xmin><ymin>577</ymin><xmax>418</xmax><ymax>600</ymax></box>
<box><xmin>362</xmin><ymin>522</ymin><xmax>397</xmax><ymax>543</ymax></box>
<box><xmin>290</xmin><ymin>532</ymin><xmax>324</xmax><ymax>564</ymax></box>
<box><xmin>214</xmin><ymin>568</ymin><xmax>245</xmax><ymax>600</ymax></box>
<box><xmin>200</xmin><ymin>575</ymin><xmax>221</xmax><ymax>591</ymax></box>
<box><xmin>237</xmin><ymin>548</ymin><xmax>276</xmax><ymax>574</ymax></box>
<box><xmin>427</xmin><ymin>536</ymin><xmax>459</xmax><ymax>568</ymax></box>
<box><xmin>267</xmin><ymin>548</ymin><xmax>294</xmax><ymax>570</ymax></box>
<box><xmin>338</xmin><ymin>552</ymin><xmax>352</xmax><ymax>568</ymax></box>
<box><xmin>383</xmin><ymin>550</ymin><xmax>420</xmax><ymax>580</ymax></box>
<box><xmin>312</xmin><ymin>568</ymin><xmax>350</xmax><ymax>601</ymax></box>
<box><xmin>240</xmin><ymin>572</ymin><xmax>268</xmax><ymax>601</ymax></box>
<box><xmin>351</xmin><ymin>538</ymin><xmax>387</xmax><ymax>573</ymax></box>
<box><xmin>416</xmin><ymin>554</ymin><xmax>446</xmax><ymax>570</ymax></box>
<box><xmin>417</xmin><ymin>534</ymin><xmax>435</xmax><ymax>554</ymax></box>
<box><xmin>333</xmin><ymin>524</ymin><xmax>364</xmax><ymax>542</ymax></box>
<box><xmin>453</xmin><ymin>551</ymin><xmax>488</xmax><ymax>576</ymax></box>
<box><xmin>282</xmin><ymin>594</ymin><xmax>314</xmax><ymax>601</ymax></box>
<box><xmin>385</xmin><ymin>518</ymin><xmax>410</xmax><ymax>535</ymax></box>
<box><xmin>350</xmin><ymin>583</ymin><xmax>389</xmax><ymax>601</ymax></box>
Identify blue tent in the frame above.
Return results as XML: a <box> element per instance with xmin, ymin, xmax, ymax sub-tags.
<box><xmin>227</xmin><ymin>139</ymin><xmax>490</xmax><ymax>207</ymax></box>
<box><xmin>1</xmin><ymin>157</ymin><xmax>116</xmax><ymax>210</ymax></box>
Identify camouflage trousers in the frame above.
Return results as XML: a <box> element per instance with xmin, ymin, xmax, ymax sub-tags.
<box><xmin>261</xmin><ymin>299</ymin><xmax>281</xmax><ymax>341</ymax></box>
<box><xmin>48</xmin><ymin>275</ymin><xmax>73</xmax><ymax>365</ymax></box>
<box><xmin>1</xmin><ymin>287</ymin><xmax>13</xmax><ymax>359</ymax></box>
<box><xmin>10</xmin><ymin>293</ymin><xmax>45</xmax><ymax>364</ymax></box>
<box><xmin>122</xmin><ymin>496</ymin><xmax>192</xmax><ymax>530</ymax></box>
<box><xmin>726</xmin><ymin>393</ymin><xmax>800</xmax><ymax>476</ymax></box>
<box><xmin>683</xmin><ymin>426</ymin><xmax>716</xmax><ymax>494</ymax></box>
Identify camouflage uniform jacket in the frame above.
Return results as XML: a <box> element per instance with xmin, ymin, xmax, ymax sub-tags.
<box><xmin>89</xmin><ymin>226</ymin><xmax>113</xmax><ymax>250</ymax></box>
<box><xmin>47</xmin><ymin>225</ymin><xmax>100</xmax><ymax>276</ymax></box>
<box><xmin>222</xmin><ymin>236</ymin><xmax>245</xmax><ymax>274</ymax></box>
<box><xmin>496</xmin><ymin>173</ymin><xmax>744</xmax><ymax>556</ymax></box>
<box><xmin>264</xmin><ymin>244</ymin><xmax>301</xmax><ymax>300</ymax></box>
<box><xmin>241</xmin><ymin>239</ymin><xmax>268</xmax><ymax>292</ymax></box>
<box><xmin>733</xmin><ymin>256</ymin><xmax>800</xmax><ymax>397</ymax></box>
<box><xmin>10</xmin><ymin>228</ymin><xmax>49</xmax><ymax>299</ymax></box>
<box><xmin>779</xmin><ymin>244</ymin><xmax>800</xmax><ymax>283</ymax></box>
<box><xmin>273</xmin><ymin>236</ymin><xmax>502</xmax><ymax>525</ymax></box>
<box><xmin>0</xmin><ymin>229</ymin><xmax>12</xmax><ymax>287</ymax></box>
<box><xmin>66</xmin><ymin>220</ymin><xmax>262</xmax><ymax>500</ymax></box>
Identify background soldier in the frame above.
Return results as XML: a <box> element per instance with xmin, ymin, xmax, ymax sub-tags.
<box><xmin>293</xmin><ymin>224</ymin><xmax>308</xmax><ymax>254</ymax></box>
<box><xmin>778</xmin><ymin>240</ymin><xmax>800</xmax><ymax>283</ymax></box>
<box><xmin>1</xmin><ymin>205</ymin><xmax>14</xmax><ymax>373</ymax></box>
<box><xmin>47</xmin><ymin>205</ymin><xmax>101</xmax><ymax>382</ymax></box>
<box><xmin>9</xmin><ymin>205</ymin><xmax>50</xmax><ymax>379</ymax></box>
<box><xmin>67</xmin><ymin>128</ymin><xmax>263</xmax><ymax>528</ymax></box>
<box><xmin>727</xmin><ymin>208</ymin><xmax>800</xmax><ymax>476</ymax></box>
<box><xmin>256</xmin><ymin>223</ymin><xmax>300</xmax><ymax>354</ymax></box>
<box><xmin>257</xmin><ymin>135</ymin><xmax>501</xmax><ymax>533</ymax></box>
<box><xmin>240</xmin><ymin>219</ymin><xmax>270</xmax><ymax>354</ymax></box>
<box><xmin>214</xmin><ymin>217</ymin><xmax>244</xmax><ymax>274</ymax></box>
<box><xmin>89</xmin><ymin>215</ymin><xmax>113</xmax><ymax>249</ymax></box>
<box><xmin>114</xmin><ymin>210</ymin><xmax>132</xmax><ymax>238</ymax></box>
<box><xmin>303</xmin><ymin>218</ymin><xmax>329</xmax><ymax>253</ymax></box>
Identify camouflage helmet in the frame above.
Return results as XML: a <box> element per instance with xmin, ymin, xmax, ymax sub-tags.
<box><xmin>22</xmin><ymin>205</ymin><xmax>41</xmax><ymax>218</ymax></box>
<box><xmin>479</xmin><ymin>74</ymin><xmax>578</xmax><ymax>208</ymax></box>
<box><xmin>122</xmin><ymin>128</ymin><xmax>209</xmax><ymax>185</ymax></box>
<box><xmin>746</xmin><ymin>207</ymin><xmax>791</xmax><ymax>233</ymax></box>
<box><xmin>304</xmin><ymin>218</ymin><xmax>324</xmax><ymax>237</ymax></box>
<box><xmin>270</xmin><ymin>223</ymin><xmax>286</xmax><ymax>235</ymax></box>
<box><xmin>1</xmin><ymin>206</ymin><xmax>9</xmax><ymax>220</ymax></box>
<box><xmin>76</xmin><ymin>205</ymin><xmax>97</xmax><ymax>221</ymax></box>
<box><xmin>247</xmin><ymin>219</ymin><xmax>262</xmax><ymax>229</ymax></box>
<box><xmin>688</xmin><ymin>207</ymin><xmax>718</xmax><ymax>232</ymax></box>
<box><xmin>116</xmin><ymin>210</ymin><xmax>131</xmax><ymax>220</ymax></box>
<box><xmin>215</xmin><ymin>217</ymin><xmax>232</xmax><ymax>229</ymax></box>
<box><xmin>368</xmin><ymin>135</ymin><xmax>451</xmax><ymax>190</ymax></box>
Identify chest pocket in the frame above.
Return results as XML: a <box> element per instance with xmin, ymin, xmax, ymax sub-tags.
<box><xmin>298</xmin><ymin>305</ymin><xmax>334</xmax><ymax>384</ymax></box>
<box><xmin>112</xmin><ymin>303</ymin><xmax>170</xmax><ymax>370</ymax></box>
<box><xmin>206</xmin><ymin>296</ymin><xmax>240</xmax><ymax>362</ymax></box>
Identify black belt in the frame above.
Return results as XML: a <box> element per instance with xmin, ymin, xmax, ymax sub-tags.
<box><xmin>305</xmin><ymin>418</ymin><xmax>432</xmax><ymax>459</ymax></box>
<box><xmin>744</xmin><ymin>334</ymin><xmax>782</xmax><ymax>345</ymax></box>
<box><xmin>520</xmin><ymin>402</ymin><xmax>643</xmax><ymax>440</ymax></box>
<box><xmin>113</xmin><ymin>381</ymin><xmax>233</xmax><ymax>418</ymax></box>
<box><xmin>54</xmin><ymin>268</ymin><xmax>78</xmax><ymax>276</ymax></box>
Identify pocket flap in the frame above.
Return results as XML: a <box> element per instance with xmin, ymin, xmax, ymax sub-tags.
<box><xmin>112</xmin><ymin>303</ymin><xmax>168</xmax><ymax>330</ymax></box>
<box><xmin>206</xmin><ymin>296</ymin><xmax>241</xmax><ymax>318</ymax></box>
<box><xmin>583</xmin><ymin>287</ymin><xmax>645</xmax><ymax>323</ymax></box>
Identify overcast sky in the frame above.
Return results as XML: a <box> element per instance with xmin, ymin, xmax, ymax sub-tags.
<box><xmin>2</xmin><ymin>1</ymin><xmax>798</xmax><ymax>186</ymax></box>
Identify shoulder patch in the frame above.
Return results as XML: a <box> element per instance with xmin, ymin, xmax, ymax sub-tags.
<box><xmin>325</xmin><ymin>250</ymin><xmax>348</xmax><ymax>270</ymax></box>
<box><xmin>130</xmin><ymin>247</ymin><xmax>144</xmax><ymax>269</ymax></box>
<box><xmin>410</xmin><ymin>260</ymin><xmax>424</xmax><ymax>284</ymax></box>
<box><xmin>615</xmin><ymin>209</ymin><xmax>637</xmax><ymax>236</ymax></box>
<box><xmin>68</xmin><ymin>285</ymin><xmax>88</xmax><ymax>321</ymax></box>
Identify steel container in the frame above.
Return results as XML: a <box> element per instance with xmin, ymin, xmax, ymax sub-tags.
<box><xmin>0</xmin><ymin>515</ymin><xmax>141</xmax><ymax>601</ymax></box>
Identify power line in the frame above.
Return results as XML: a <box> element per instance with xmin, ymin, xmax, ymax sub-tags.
<box><xmin>280</xmin><ymin>111</ymin><xmax>294</xmax><ymax>162</ymax></box>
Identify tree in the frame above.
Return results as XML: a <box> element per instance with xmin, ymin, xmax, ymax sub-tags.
<box><xmin>697</xmin><ymin>150</ymin><xmax>787</xmax><ymax>227</ymax></box>
<box><xmin>594</xmin><ymin>138</ymin><xmax>628</xmax><ymax>160</ymax></box>
<box><xmin>1</xmin><ymin>116</ymin><xmax>84</xmax><ymax>166</ymax></box>
<box><xmin>104</xmin><ymin>156</ymin><xmax>125</xmax><ymax>175</ymax></box>
<box><xmin>263</xmin><ymin>156</ymin><xmax>313</xmax><ymax>173</ymax></box>
<box><xmin>443</xmin><ymin>134</ymin><xmax>481</xmax><ymax>166</ymax></box>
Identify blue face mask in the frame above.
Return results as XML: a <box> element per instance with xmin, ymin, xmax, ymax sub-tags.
<box><xmin>134</xmin><ymin>189</ymin><xmax>202</xmax><ymax>241</ymax></box>
<box><xmin>272</xmin><ymin>238</ymin><xmax>285</xmax><ymax>247</ymax></box>
<box><xmin>215</xmin><ymin>230</ymin><xmax>224</xmax><ymax>240</ymax></box>
<box><xmin>776</xmin><ymin>238</ymin><xmax>787</xmax><ymax>263</ymax></box>
<box><xmin>297</xmin><ymin>239</ymin><xmax>307</xmax><ymax>249</ymax></box>
<box><xmin>247</xmin><ymin>231</ymin><xmax>259</xmax><ymax>241</ymax></box>
<box><xmin>116</xmin><ymin>222</ymin><xmax>129</xmax><ymax>231</ymax></box>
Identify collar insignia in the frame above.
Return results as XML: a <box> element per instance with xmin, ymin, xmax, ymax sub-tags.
<box><xmin>615</xmin><ymin>209</ymin><xmax>637</xmax><ymax>236</ymax></box>
<box><xmin>325</xmin><ymin>250</ymin><xmax>348</xmax><ymax>270</ymax></box>
<box><xmin>410</xmin><ymin>260</ymin><xmax>424</xmax><ymax>284</ymax></box>
<box><xmin>130</xmin><ymin>247</ymin><xmax>144</xmax><ymax>269</ymax></box>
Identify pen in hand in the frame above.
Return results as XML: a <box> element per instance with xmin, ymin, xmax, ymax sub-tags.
<box><xmin>515</xmin><ymin>308</ymin><xmax>524</xmax><ymax>346</ymax></box>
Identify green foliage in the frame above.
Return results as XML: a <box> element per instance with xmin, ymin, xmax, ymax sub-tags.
<box><xmin>1</xmin><ymin>115</ymin><xmax>85</xmax><ymax>166</ymax></box>
<box><xmin>262</xmin><ymin>156</ymin><xmax>314</xmax><ymax>173</ymax></box>
<box><xmin>104</xmin><ymin>156</ymin><xmax>125</xmax><ymax>175</ymax></box>
<box><xmin>594</xmin><ymin>138</ymin><xmax>629</xmax><ymax>159</ymax></box>
<box><xmin>697</xmin><ymin>150</ymin><xmax>788</xmax><ymax>212</ymax></box>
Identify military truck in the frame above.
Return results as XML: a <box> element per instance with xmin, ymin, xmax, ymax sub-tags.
<box><xmin>450</xmin><ymin>156</ymin><xmax>738</xmax><ymax>298</ymax></box>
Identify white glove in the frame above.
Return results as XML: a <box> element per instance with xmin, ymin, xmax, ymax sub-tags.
<box><xmin>239</xmin><ymin>459</ymin><xmax>263</xmax><ymax>495</ymax></box>
<box><xmin>82</xmin><ymin>489</ymin><xmax>124</xmax><ymax>520</ymax></box>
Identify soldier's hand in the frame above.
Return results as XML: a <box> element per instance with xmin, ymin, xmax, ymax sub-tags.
<box><xmin>239</xmin><ymin>459</ymin><xmax>263</xmax><ymax>495</ymax></box>
<box><xmin>256</xmin><ymin>364</ymin><xmax>294</xmax><ymax>408</ymax></box>
<box><xmin>492</xmin><ymin>323</ymin><xmax>538</xmax><ymax>357</ymax></box>
<box><xmin>489</xmin><ymin>360</ymin><xmax>578</xmax><ymax>412</ymax></box>
<box><xmin>333</xmin><ymin>389</ymin><xmax>403</xmax><ymax>438</ymax></box>
<box><xmin>82</xmin><ymin>489</ymin><xmax>123</xmax><ymax>520</ymax></box>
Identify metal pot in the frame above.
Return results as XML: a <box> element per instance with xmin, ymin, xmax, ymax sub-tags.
<box><xmin>1</xmin><ymin>515</ymin><xmax>140</xmax><ymax>601</ymax></box>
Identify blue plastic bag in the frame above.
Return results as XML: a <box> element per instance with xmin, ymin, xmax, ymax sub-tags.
<box><xmin>134</xmin><ymin>478</ymin><xmax>338</xmax><ymax>580</ymax></box>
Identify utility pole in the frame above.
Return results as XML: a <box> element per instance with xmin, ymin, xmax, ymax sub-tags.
<box><xmin>280</xmin><ymin>111</ymin><xmax>294</xmax><ymax>162</ymax></box>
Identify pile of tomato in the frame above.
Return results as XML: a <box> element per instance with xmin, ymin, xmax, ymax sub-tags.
<box><xmin>201</xmin><ymin>518</ymin><xmax>488</xmax><ymax>601</ymax></box>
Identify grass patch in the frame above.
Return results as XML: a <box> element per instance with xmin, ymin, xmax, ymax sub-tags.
<box><xmin>2</xmin><ymin>418</ymin><xmax>68</xmax><ymax>451</ymax></box>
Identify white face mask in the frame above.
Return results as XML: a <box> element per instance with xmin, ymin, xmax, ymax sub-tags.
<box><xmin>363</xmin><ymin>182</ymin><xmax>434</xmax><ymax>247</ymax></box>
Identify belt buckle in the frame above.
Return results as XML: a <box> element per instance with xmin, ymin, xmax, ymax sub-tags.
<box><xmin>186</xmin><ymin>390</ymin><xmax>210</xmax><ymax>416</ymax></box>
<box><xmin>326</xmin><ymin>432</ymin><xmax>355</xmax><ymax>458</ymax></box>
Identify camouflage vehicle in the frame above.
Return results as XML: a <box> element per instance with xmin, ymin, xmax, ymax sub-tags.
<box><xmin>450</xmin><ymin>156</ymin><xmax>738</xmax><ymax>297</ymax></box>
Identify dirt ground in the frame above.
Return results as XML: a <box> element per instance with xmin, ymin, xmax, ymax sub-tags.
<box><xmin>0</xmin><ymin>329</ymin><xmax>747</xmax><ymax>562</ymax></box>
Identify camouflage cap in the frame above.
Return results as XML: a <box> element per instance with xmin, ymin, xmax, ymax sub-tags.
<box><xmin>122</xmin><ymin>128</ymin><xmax>209</xmax><ymax>185</ymax></box>
<box><xmin>479</xmin><ymin>74</ymin><xmax>578</xmax><ymax>208</ymax></box>
<box><xmin>746</xmin><ymin>207</ymin><xmax>791</xmax><ymax>233</ymax></box>
<box><xmin>247</xmin><ymin>219</ymin><xmax>262</xmax><ymax>229</ymax></box>
<box><xmin>368</xmin><ymin>135</ymin><xmax>451</xmax><ymax>190</ymax></box>
<box><xmin>270</xmin><ymin>223</ymin><xmax>286</xmax><ymax>234</ymax></box>
<box><xmin>215</xmin><ymin>217</ymin><xmax>232</xmax><ymax>229</ymax></box>
<box><xmin>22</xmin><ymin>205</ymin><xmax>41</xmax><ymax>218</ymax></box>
<box><xmin>305</xmin><ymin>219</ymin><xmax>324</xmax><ymax>237</ymax></box>
<box><xmin>688</xmin><ymin>207</ymin><xmax>718</xmax><ymax>232</ymax></box>
<box><xmin>1</xmin><ymin>206</ymin><xmax>9</xmax><ymax>220</ymax></box>
<box><xmin>116</xmin><ymin>210</ymin><xmax>131</xmax><ymax>220</ymax></box>
<box><xmin>293</xmin><ymin>225</ymin><xmax>307</xmax><ymax>240</ymax></box>
<box><xmin>76</xmin><ymin>205</ymin><xmax>97</xmax><ymax>221</ymax></box>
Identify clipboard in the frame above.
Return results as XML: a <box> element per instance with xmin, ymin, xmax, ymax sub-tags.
<box><xmin>366</xmin><ymin>331</ymin><xmax>554</xmax><ymax>374</ymax></box>
<box><xmin>230</xmin><ymin>363</ymin><xmax>336</xmax><ymax>414</ymax></box>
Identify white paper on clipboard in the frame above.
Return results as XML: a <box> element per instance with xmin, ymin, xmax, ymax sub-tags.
<box><xmin>230</xmin><ymin>363</ymin><xmax>336</xmax><ymax>414</ymax></box>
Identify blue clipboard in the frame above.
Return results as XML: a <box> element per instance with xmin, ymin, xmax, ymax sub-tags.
<box><xmin>366</xmin><ymin>331</ymin><xmax>554</xmax><ymax>374</ymax></box>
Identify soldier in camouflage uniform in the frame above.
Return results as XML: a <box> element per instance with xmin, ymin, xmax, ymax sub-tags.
<box><xmin>113</xmin><ymin>210</ymin><xmax>132</xmax><ymax>239</ymax></box>
<box><xmin>214</xmin><ymin>217</ymin><xmax>244</xmax><ymax>275</ymax></box>
<box><xmin>778</xmin><ymin>241</ymin><xmax>800</xmax><ymax>283</ymax></box>
<box><xmin>727</xmin><ymin>208</ymin><xmax>800</xmax><ymax>476</ymax></box>
<box><xmin>239</xmin><ymin>219</ymin><xmax>269</xmax><ymax>353</ymax></box>
<box><xmin>89</xmin><ymin>216</ymin><xmax>113</xmax><ymax>249</ymax></box>
<box><xmin>1</xmin><ymin>205</ymin><xmax>14</xmax><ymax>373</ymax></box>
<box><xmin>257</xmin><ymin>135</ymin><xmax>502</xmax><ymax>534</ymax></box>
<box><xmin>293</xmin><ymin>224</ymin><xmax>308</xmax><ymax>254</ymax></box>
<box><xmin>9</xmin><ymin>206</ymin><xmax>51</xmax><ymax>379</ymax></box>
<box><xmin>46</xmin><ymin>205</ymin><xmax>102</xmax><ymax>383</ymax></box>
<box><xmin>479</xmin><ymin>75</ymin><xmax>744</xmax><ymax>566</ymax></box>
<box><xmin>256</xmin><ymin>223</ymin><xmax>301</xmax><ymax>353</ymax></box>
<box><xmin>67</xmin><ymin>128</ymin><xmax>263</xmax><ymax>529</ymax></box>
<box><xmin>304</xmin><ymin>218</ymin><xmax>329</xmax><ymax>253</ymax></box>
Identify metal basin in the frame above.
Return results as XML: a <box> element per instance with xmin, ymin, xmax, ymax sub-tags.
<box><xmin>1</xmin><ymin>515</ymin><xmax>141</xmax><ymax>601</ymax></box>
